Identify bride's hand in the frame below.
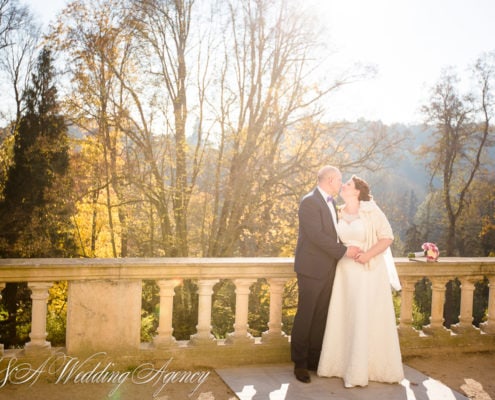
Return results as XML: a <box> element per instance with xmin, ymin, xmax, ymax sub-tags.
<box><xmin>354</xmin><ymin>251</ymin><xmax>371</xmax><ymax>264</ymax></box>
<box><xmin>346</xmin><ymin>246</ymin><xmax>361</xmax><ymax>258</ymax></box>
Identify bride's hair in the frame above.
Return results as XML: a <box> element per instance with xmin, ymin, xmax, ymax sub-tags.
<box><xmin>351</xmin><ymin>175</ymin><xmax>372</xmax><ymax>201</ymax></box>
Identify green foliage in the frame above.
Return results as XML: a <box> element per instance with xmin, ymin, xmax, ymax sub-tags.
<box><xmin>444</xmin><ymin>279</ymin><xmax>461</xmax><ymax>327</ymax></box>
<box><xmin>473</xmin><ymin>278</ymin><xmax>489</xmax><ymax>326</ymax></box>
<box><xmin>458</xmin><ymin>179</ymin><xmax>495</xmax><ymax>256</ymax></box>
<box><xmin>0</xmin><ymin>282</ymin><xmax>68</xmax><ymax>348</ymax></box>
<box><xmin>15</xmin><ymin>320</ymin><xmax>30</xmax><ymax>346</ymax></box>
<box><xmin>46</xmin><ymin>282</ymin><xmax>67</xmax><ymax>346</ymax></box>
<box><xmin>211</xmin><ymin>280</ymin><xmax>235</xmax><ymax>339</ymax></box>
<box><xmin>248</xmin><ymin>279</ymin><xmax>269</xmax><ymax>337</ymax></box>
<box><xmin>0</xmin><ymin>46</ymin><xmax>77</xmax><ymax>346</ymax></box>
<box><xmin>46</xmin><ymin>317</ymin><xmax>65</xmax><ymax>346</ymax></box>
<box><xmin>392</xmin><ymin>291</ymin><xmax>401</xmax><ymax>324</ymax></box>
<box><xmin>412</xmin><ymin>302</ymin><xmax>429</xmax><ymax>330</ymax></box>
<box><xmin>0</xmin><ymin>46</ymin><xmax>75</xmax><ymax>258</ymax></box>
<box><xmin>172</xmin><ymin>280</ymin><xmax>199</xmax><ymax>340</ymax></box>
<box><xmin>0</xmin><ymin>283</ymin><xmax>31</xmax><ymax>348</ymax></box>
<box><xmin>282</xmin><ymin>279</ymin><xmax>298</xmax><ymax>335</ymax></box>
<box><xmin>0</xmin><ymin>130</ymin><xmax>14</xmax><ymax>201</ymax></box>
<box><xmin>413</xmin><ymin>278</ymin><xmax>431</xmax><ymax>329</ymax></box>
<box><xmin>140</xmin><ymin>280</ymin><xmax>159</xmax><ymax>342</ymax></box>
<box><xmin>141</xmin><ymin>312</ymin><xmax>157</xmax><ymax>343</ymax></box>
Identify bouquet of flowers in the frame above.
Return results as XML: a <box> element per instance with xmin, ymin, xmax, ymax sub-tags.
<box><xmin>408</xmin><ymin>242</ymin><xmax>440</xmax><ymax>262</ymax></box>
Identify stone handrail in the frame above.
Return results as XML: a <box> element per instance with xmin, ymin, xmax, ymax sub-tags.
<box><xmin>0</xmin><ymin>257</ymin><xmax>494</xmax><ymax>366</ymax></box>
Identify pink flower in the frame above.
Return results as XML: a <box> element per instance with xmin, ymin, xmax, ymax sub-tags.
<box><xmin>422</xmin><ymin>242</ymin><xmax>439</xmax><ymax>262</ymax></box>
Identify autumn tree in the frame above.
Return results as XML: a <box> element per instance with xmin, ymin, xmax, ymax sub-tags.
<box><xmin>190</xmin><ymin>0</ymin><xmax>405</xmax><ymax>336</ymax></box>
<box><xmin>49</xmin><ymin>0</ymin><xmax>131</xmax><ymax>257</ymax></box>
<box><xmin>457</xmin><ymin>178</ymin><xmax>495</xmax><ymax>256</ymax></box>
<box><xmin>420</xmin><ymin>56</ymin><xmax>494</xmax><ymax>256</ymax></box>
<box><xmin>418</xmin><ymin>57</ymin><xmax>495</xmax><ymax>328</ymax></box>
<box><xmin>113</xmin><ymin>0</ymin><xmax>196</xmax><ymax>257</ymax></box>
<box><xmin>61</xmin><ymin>0</ymin><xmax>202</xmax><ymax>257</ymax></box>
<box><xmin>200</xmin><ymin>1</ymin><xmax>393</xmax><ymax>257</ymax></box>
<box><xmin>479</xmin><ymin>179</ymin><xmax>495</xmax><ymax>256</ymax></box>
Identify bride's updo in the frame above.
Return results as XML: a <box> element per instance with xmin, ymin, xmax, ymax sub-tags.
<box><xmin>351</xmin><ymin>175</ymin><xmax>372</xmax><ymax>201</ymax></box>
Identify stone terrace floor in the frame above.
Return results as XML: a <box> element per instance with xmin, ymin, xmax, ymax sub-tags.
<box><xmin>218</xmin><ymin>363</ymin><xmax>467</xmax><ymax>400</ymax></box>
<box><xmin>0</xmin><ymin>351</ymin><xmax>493</xmax><ymax>400</ymax></box>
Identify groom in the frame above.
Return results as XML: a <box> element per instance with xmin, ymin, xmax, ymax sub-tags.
<box><xmin>291</xmin><ymin>165</ymin><xmax>360</xmax><ymax>383</ymax></box>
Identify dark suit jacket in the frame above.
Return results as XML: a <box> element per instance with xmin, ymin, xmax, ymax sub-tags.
<box><xmin>294</xmin><ymin>188</ymin><xmax>347</xmax><ymax>279</ymax></box>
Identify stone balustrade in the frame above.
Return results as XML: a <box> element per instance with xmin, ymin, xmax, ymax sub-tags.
<box><xmin>0</xmin><ymin>257</ymin><xmax>494</xmax><ymax>367</ymax></box>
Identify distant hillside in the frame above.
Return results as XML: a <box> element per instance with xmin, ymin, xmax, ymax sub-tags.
<box><xmin>385</xmin><ymin>124</ymin><xmax>433</xmax><ymax>201</ymax></box>
<box><xmin>369</xmin><ymin>122</ymin><xmax>494</xmax><ymax>206</ymax></box>
<box><xmin>353</xmin><ymin>123</ymin><xmax>432</xmax><ymax>206</ymax></box>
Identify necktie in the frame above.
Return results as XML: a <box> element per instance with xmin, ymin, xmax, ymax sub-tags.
<box><xmin>326</xmin><ymin>195</ymin><xmax>333</xmax><ymax>203</ymax></box>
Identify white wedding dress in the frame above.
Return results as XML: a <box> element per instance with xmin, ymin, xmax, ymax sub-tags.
<box><xmin>317</xmin><ymin>214</ymin><xmax>404</xmax><ymax>387</ymax></box>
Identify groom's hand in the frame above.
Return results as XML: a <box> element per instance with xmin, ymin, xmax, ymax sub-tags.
<box><xmin>346</xmin><ymin>246</ymin><xmax>361</xmax><ymax>258</ymax></box>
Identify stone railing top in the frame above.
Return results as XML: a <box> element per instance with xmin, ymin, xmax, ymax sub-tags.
<box><xmin>0</xmin><ymin>257</ymin><xmax>494</xmax><ymax>283</ymax></box>
<box><xmin>395</xmin><ymin>257</ymin><xmax>495</xmax><ymax>278</ymax></box>
<box><xmin>0</xmin><ymin>257</ymin><xmax>293</xmax><ymax>282</ymax></box>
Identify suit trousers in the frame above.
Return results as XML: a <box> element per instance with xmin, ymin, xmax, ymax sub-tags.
<box><xmin>290</xmin><ymin>272</ymin><xmax>334</xmax><ymax>370</ymax></box>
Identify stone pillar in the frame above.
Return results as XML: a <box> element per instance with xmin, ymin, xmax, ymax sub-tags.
<box><xmin>0</xmin><ymin>283</ymin><xmax>4</xmax><ymax>354</ymax></box>
<box><xmin>481</xmin><ymin>275</ymin><xmax>495</xmax><ymax>334</ymax></box>
<box><xmin>451</xmin><ymin>277</ymin><xmax>480</xmax><ymax>334</ymax></box>
<box><xmin>153</xmin><ymin>279</ymin><xmax>181</xmax><ymax>348</ymax></box>
<box><xmin>226</xmin><ymin>279</ymin><xmax>256</xmax><ymax>344</ymax></box>
<box><xmin>262</xmin><ymin>278</ymin><xmax>289</xmax><ymax>343</ymax></box>
<box><xmin>398</xmin><ymin>278</ymin><xmax>417</xmax><ymax>336</ymax></box>
<box><xmin>190</xmin><ymin>279</ymin><xmax>219</xmax><ymax>345</ymax></box>
<box><xmin>66</xmin><ymin>280</ymin><xmax>142</xmax><ymax>354</ymax></box>
<box><xmin>25</xmin><ymin>282</ymin><xmax>52</xmax><ymax>353</ymax></box>
<box><xmin>423</xmin><ymin>277</ymin><xmax>450</xmax><ymax>335</ymax></box>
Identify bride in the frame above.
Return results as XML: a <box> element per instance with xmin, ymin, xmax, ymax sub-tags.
<box><xmin>317</xmin><ymin>175</ymin><xmax>404</xmax><ymax>388</ymax></box>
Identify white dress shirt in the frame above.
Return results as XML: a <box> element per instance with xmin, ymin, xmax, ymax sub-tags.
<box><xmin>318</xmin><ymin>187</ymin><xmax>338</xmax><ymax>228</ymax></box>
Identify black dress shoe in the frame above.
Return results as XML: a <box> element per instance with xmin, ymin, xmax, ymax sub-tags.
<box><xmin>294</xmin><ymin>368</ymin><xmax>311</xmax><ymax>383</ymax></box>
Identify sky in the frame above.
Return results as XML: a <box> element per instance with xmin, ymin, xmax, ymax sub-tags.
<box><xmin>21</xmin><ymin>0</ymin><xmax>495</xmax><ymax>125</ymax></box>
<box><xmin>307</xmin><ymin>0</ymin><xmax>495</xmax><ymax>124</ymax></box>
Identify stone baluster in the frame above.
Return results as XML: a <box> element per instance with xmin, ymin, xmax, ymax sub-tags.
<box><xmin>190</xmin><ymin>279</ymin><xmax>219</xmax><ymax>345</ymax></box>
<box><xmin>423</xmin><ymin>277</ymin><xmax>450</xmax><ymax>336</ymax></box>
<box><xmin>0</xmin><ymin>283</ymin><xmax>4</xmax><ymax>354</ymax></box>
<box><xmin>154</xmin><ymin>279</ymin><xmax>181</xmax><ymax>347</ymax></box>
<box><xmin>481</xmin><ymin>275</ymin><xmax>495</xmax><ymax>334</ymax></box>
<box><xmin>226</xmin><ymin>279</ymin><xmax>256</xmax><ymax>344</ymax></box>
<box><xmin>25</xmin><ymin>282</ymin><xmax>52</xmax><ymax>353</ymax></box>
<box><xmin>398</xmin><ymin>278</ymin><xmax>418</xmax><ymax>337</ymax></box>
<box><xmin>451</xmin><ymin>276</ymin><xmax>481</xmax><ymax>335</ymax></box>
<box><xmin>262</xmin><ymin>278</ymin><xmax>289</xmax><ymax>343</ymax></box>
